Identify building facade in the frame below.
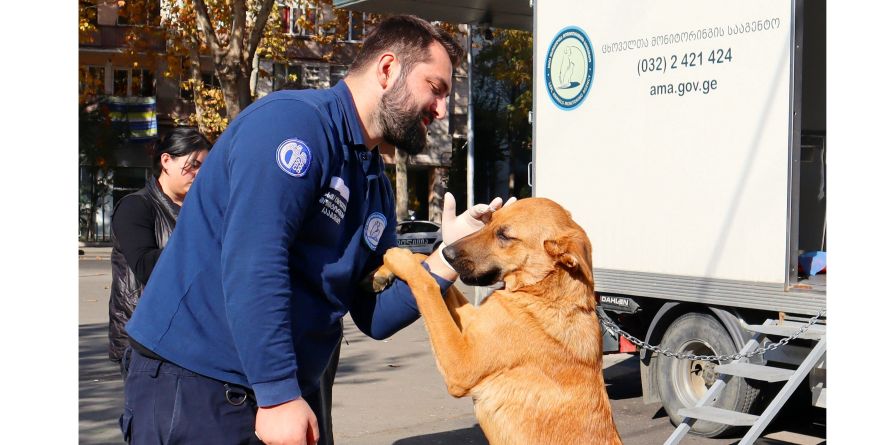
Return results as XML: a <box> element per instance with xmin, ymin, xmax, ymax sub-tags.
<box><xmin>79</xmin><ymin>0</ymin><xmax>467</xmax><ymax>241</ymax></box>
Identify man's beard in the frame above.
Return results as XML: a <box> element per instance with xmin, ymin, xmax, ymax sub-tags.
<box><xmin>377</xmin><ymin>77</ymin><xmax>431</xmax><ymax>156</ymax></box>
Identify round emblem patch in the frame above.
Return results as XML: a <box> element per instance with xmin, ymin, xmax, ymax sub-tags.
<box><xmin>363</xmin><ymin>212</ymin><xmax>387</xmax><ymax>251</ymax></box>
<box><xmin>276</xmin><ymin>138</ymin><xmax>312</xmax><ymax>177</ymax></box>
<box><xmin>545</xmin><ymin>26</ymin><xmax>595</xmax><ymax>110</ymax></box>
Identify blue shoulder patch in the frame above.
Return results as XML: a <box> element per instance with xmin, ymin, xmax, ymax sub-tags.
<box><xmin>363</xmin><ymin>212</ymin><xmax>387</xmax><ymax>251</ymax></box>
<box><xmin>276</xmin><ymin>138</ymin><xmax>313</xmax><ymax>177</ymax></box>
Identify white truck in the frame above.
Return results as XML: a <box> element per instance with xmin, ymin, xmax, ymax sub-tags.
<box><xmin>531</xmin><ymin>0</ymin><xmax>826</xmax><ymax>438</ymax></box>
<box><xmin>338</xmin><ymin>0</ymin><xmax>826</xmax><ymax>439</ymax></box>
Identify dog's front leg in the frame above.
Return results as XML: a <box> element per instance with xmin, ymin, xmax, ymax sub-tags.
<box><xmin>383</xmin><ymin>248</ymin><xmax>485</xmax><ymax>397</ymax></box>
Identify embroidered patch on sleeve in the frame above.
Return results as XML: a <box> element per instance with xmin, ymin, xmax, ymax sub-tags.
<box><xmin>363</xmin><ymin>212</ymin><xmax>387</xmax><ymax>251</ymax></box>
<box><xmin>276</xmin><ymin>138</ymin><xmax>313</xmax><ymax>177</ymax></box>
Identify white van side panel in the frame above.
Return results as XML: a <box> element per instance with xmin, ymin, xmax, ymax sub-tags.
<box><xmin>534</xmin><ymin>0</ymin><xmax>794</xmax><ymax>284</ymax></box>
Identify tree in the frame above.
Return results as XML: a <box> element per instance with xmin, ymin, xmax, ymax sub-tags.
<box><xmin>191</xmin><ymin>0</ymin><xmax>276</xmax><ymax>118</ymax></box>
<box><xmin>101</xmin><ymin>0</ymin><xmax>381</xmax><ymax>139</ymax></box>
<box><xmin>130</xmin><ymin>0</ymin><xmax>280</xmax><ymax>137</ymax></box>
<box><xmin>471</xmin><ymin>28</ymin><xmax>533</xmax><ymax>200</ymax></box>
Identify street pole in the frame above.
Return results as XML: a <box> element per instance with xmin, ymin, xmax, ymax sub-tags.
<box><xmin>466</xmin><ymin>25</ymin><xmax>484</xmax><ymax>305</ymax></box>
<box><xmin>466</xmin><ymin>24</ymin><xmax>475</xmax><ymax>211</ymax></box>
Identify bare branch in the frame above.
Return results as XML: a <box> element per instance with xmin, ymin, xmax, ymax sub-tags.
<box><xmin>247</xmin><ymin>0</ymin><xmax>277</xmax><ymax>65</ymax></box>
<box><xmin>230</xmin><ymin>0</ymin><xmax>247</xmax><ymax>58</ymax></box>
<box><xmin>192</xmin><ymin>0</ymin><xmax>223</xmax><ymax>58</ymax></box>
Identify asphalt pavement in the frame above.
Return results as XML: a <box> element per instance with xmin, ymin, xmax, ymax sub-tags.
<box><xmin>79</xmin><ymin>248</ymin><xmax>825</xmax><ymax>444</ymax></box>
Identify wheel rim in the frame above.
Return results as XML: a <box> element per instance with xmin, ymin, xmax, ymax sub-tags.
<box><xmin>671</xmin><ymin>339</ymin><xmax>719</xmax><ymax>407</ymax></box>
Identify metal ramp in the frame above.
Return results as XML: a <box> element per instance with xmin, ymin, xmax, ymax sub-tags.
<box><xmin>663</xmin><ymin>319</ymin><xmax>826</xmax><ymax>445</ymax></box>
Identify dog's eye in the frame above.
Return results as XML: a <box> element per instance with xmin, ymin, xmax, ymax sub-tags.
<box><xmin>496</xmin><ymin>227</ymin><xmax>512</xmax><ymax>242</ymax></box>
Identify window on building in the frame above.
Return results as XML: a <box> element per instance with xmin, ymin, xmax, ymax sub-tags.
<box><xmin>346</xmin><ymin>11</ymin><xmax>365</xmax><ymax>41</ymax></box>
<box><xmin>273</xmin><ymin>63</ymin><xmax>301</xmax><ymax>90</ymax></box>
<box><xmin>113</xmin><ymin>68</ymin><xmax>156</xmax><ymax>97</ymax></box>
<box><xmin>201</xmin><ymin>73</ymin><xmax>222</xmax><ymax>88</ymax></box>
<box><xmin>279</xmin><ymin>3</ymin><xmax>291</xmax><ymax>33</ymax></box>
<box><xmin>117</xmin><ymin>0</ymin><xmax>161</xmax><ymax>26</ymax></box>
<box><xmin>301</xmin><ymin>65</ymin><xmax>324</xmax><ymax>88</ymax></box>
<box><xmin>278</xmin><ymin>1</ymin><xmax>318</xmax><ymax>37</ymax></box>
<box><xmin>180</xmin><ymin>71</ymin><xmax>221</xmax><ymax>100</ymax></box>
<box><xmin>131</xmin><ymin>69</ymin><xmax>155</xmax><ymax>97</ymax></box>
<box><xmin>80</xmin><ymin>65</ymin><xmax>106</xmax><ymax>96</ymax></box>
<box><xmin>113</xmin><ymin>69</ymin><xmax>129</xmax><ymax>96</ymax></box>
<box><xmin>273</xmin><ymin>63</ymin><xmax>329</xmax><ymax>90</ymax></box>
<box><xmin>330</xmin><ymin>65</ymin><xmax>348</xmax><ymax>87</ymax></box>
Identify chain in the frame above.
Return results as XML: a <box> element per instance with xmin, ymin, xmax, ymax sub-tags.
<box><xmin>596</xmin><ymin>307</ymin><xmax>826</xmax><ymax>362</ymax></box>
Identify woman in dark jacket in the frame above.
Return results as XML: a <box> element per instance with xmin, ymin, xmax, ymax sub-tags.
<box><xmin>108</xmin><ymin>127</ymin><xmax>211</xmax><ymax>375</ymax></box>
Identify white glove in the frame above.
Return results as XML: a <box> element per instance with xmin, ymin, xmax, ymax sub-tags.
<box><xmin>441</xmin><ymin>193</ymin><xmax>517</xmax><ymax>245</ymax></box>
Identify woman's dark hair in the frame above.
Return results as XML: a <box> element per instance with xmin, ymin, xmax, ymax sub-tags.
<box><xmin>348</xmin><ymin>15</ymin><xmax>465</xmax><ymax>79</ymax></box>
<box><xmin>151</xmin><ymin>127</ymin><xmax>212</xmax><ymax>177</ymax></box>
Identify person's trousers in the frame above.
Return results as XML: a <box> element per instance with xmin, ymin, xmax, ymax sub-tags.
<box><xmin>306</xmin><ymin>337</ymin><xmax>341</xmax><ymax>445</ymax></box>
<box><xmin>121</xmin><ymin>342</ymin><xmax>341</xmax><ymax>445</ymax></box>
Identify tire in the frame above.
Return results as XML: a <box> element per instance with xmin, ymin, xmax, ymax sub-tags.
<box><xmin>655</xmin><ymin>312</ymin><xmax>761</xmax><ymax>437</ymax></box>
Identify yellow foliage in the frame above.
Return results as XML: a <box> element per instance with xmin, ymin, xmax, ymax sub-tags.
<box><xmin>87</xmin><ymin>0</ymin><xmax>385</xmax><ymax>135</ymax></box>
<box><xmin>178</xmin><ymin>78</ymin><xmax>229</xmax><ymax>142</ymax></box>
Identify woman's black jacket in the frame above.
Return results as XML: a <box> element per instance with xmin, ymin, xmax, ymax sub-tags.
<box><xmin>108</xmin><ymin>178</ymin><xmax>179</xmax><ymax>361</ymax></box>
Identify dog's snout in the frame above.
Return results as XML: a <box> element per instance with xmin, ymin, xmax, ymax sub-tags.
<box><xmin>442</xmin><ymin>245</ymin><xmax>458</xmax><ymax>264</ymax></box>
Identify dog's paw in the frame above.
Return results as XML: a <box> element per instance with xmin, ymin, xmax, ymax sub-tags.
<box><xmin>358</xmin><ymin>263</ymin><xmax>396</xmax><ymax>293</ymax></box>
<box><xmin>383</xmin><ymin>247</ymin><xmax>423</xmax><ymax>279</ymax></box>
<box><xmin>372</xmin><ymin>264</ymin><xmax>396</xmax><ymax>292</ymax></box>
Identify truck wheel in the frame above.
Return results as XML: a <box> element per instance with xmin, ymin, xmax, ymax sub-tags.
<box><xmin>655</xmin><ymin>312</ymin><xmax>760</xmax><ymax>437</ymax></box>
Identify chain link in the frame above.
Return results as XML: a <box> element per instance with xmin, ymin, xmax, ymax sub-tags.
<box><xmin>596</xmin><ymin>307</ymin><xmax>826</xmax><ymax>362</ymax></box>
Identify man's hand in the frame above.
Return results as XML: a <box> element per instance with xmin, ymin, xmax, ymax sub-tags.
<box><xmin>441</xmin><ymin>193</ymin><xmax>516</xmax><ymax>245</ymax></box>
<box><xmin>255</xmin><ymin>397</ymin><xmax>319</xmax><ymax>445</ymax></box>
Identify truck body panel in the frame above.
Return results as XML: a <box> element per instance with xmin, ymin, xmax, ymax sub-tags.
<box><xmin>534</xmin><ymin>0</ymin><xmax>797</xmax><ymax>286</ymax></box>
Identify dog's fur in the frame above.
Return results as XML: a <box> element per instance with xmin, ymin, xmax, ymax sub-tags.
<box><xmin>377</xmin><ymin>198</ymin><xmax>622</xmax><ymax>445</ymax></box>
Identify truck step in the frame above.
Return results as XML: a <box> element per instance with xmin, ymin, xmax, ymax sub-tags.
<box><xmin>744</xmin><ymin>321</ymin><xmax>825</xmax><ymax>340</ymax></box>
<box><xmin>678</xmin><ymin>406</ymin><xmax>759</xmax><ymax>426</ymax></box>
<box><xmin>715</xmin><ymin>362</ymin><xmax>794</xmax><ymax>382</ymax></box>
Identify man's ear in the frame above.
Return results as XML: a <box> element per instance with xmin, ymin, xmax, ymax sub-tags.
<box><xmin>376</xmin><ymin>53</ymin><xmax>398</xmax><ymax>90</ymax></box>
<box><xmin>543</xmin><ymin>230</ymin><xmax>594</xmax><ymax>285</ymax></box>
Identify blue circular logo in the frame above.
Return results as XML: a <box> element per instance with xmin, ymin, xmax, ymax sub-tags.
<box><xmin>545</xmin><ymin>26</ymin><xmax>595</xmax><ymax>110</ymax></box>
<box><xmin>363</xmin><ymin>212</ymin><xmax>387</xmax><ymax>251</ymax></box>
<box><xmin>276</xmin><ymin>138</ymin><xmax>312</xmax><ymax>177</ymax></box>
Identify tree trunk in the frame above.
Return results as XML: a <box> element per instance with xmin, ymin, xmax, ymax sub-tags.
<box><xmin>185</xmin><ymin>49</ymin><xmax>211</xmax><ymax>136</ymax></box>
<box><xmin>396</xmin><ymin>148</ymin><xmax>409</xmax><ymax>221</ymax></box>
<box><xmin>218</xmin><ymin>70</ymin><xmax>252</xmax><ymax>120</ymax></box>
<box><xmin>192</xmin><ymin>0</ymin><xmax>275</xmax><ymax>122</ymax></box>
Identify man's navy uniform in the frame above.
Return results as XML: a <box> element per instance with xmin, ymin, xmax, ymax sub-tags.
<box><xmin>122</xmin><ymin>81</ymin><xmax>452</xmax><ymax>443</ymax></box>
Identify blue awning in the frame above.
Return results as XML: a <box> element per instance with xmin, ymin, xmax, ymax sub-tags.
<box><xmin>333</xmin><ymin>0</ymin><xmax>531</xmax><ymax>30</ymax></box>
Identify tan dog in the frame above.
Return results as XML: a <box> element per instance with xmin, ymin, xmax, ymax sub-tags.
<box><xmin>379</xmin><ymin>197</ymin><xmax>622</xmax><ymax>445</ymax></box>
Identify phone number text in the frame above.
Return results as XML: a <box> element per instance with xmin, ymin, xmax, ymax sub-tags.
<box><xmin>637</xmin><ymin>48</ymin><xmax>733</xmax><ymax>77</ymax></box>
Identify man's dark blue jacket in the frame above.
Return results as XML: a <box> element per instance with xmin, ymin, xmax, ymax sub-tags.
<box><xmin>127</xmin><ymin>81</ymin><xmax>451</xmax><ymax>407</ymax></box>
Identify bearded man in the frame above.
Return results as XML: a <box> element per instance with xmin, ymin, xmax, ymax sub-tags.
<box><xmin>121</xmin><ymin>14</ymin><xmax>509</xmax><ymax>445</ymax></box>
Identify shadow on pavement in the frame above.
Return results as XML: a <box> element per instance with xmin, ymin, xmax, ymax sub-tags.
<box><xmin>604</xmin><ymin>354</ymin><xmax>643</xmax><ymax>401</ymax></box>
<box><xmin>392</xmin><ymin>424</ymin><xmax>488</xmax><ymax>445</ymax></box>
<box><xmin>80</xmin><ymin>323</ymin><xmax>126</xmax><ymax>445</ymax></box>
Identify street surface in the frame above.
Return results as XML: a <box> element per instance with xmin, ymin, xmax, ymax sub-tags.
<box><xmin>80</xmin><ymin>248</ymin><xmax>824</xmax><ymax>444</ymax></box>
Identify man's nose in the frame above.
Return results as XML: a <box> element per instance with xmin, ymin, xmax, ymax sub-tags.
<box><xmin>432</xmin><ymin>96</ymin><xmax>447</xmax><ymax>120</ymax></box>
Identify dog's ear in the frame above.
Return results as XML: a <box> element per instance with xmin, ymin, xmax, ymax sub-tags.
<box><xmin>544</xmin><ymin>230</ymin><xmax>594</xmax><ymax>285</ymax></box>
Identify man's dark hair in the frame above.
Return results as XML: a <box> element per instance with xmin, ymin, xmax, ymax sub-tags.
<box><xmin>349</xmin><ymin>15</ymin><xmax>465</xmax><ymax>78</ymax></box>
<box><xmin>152</xmin><ymin>127</ymin><xmax>212</xmax><ymax>177</ymax></box>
